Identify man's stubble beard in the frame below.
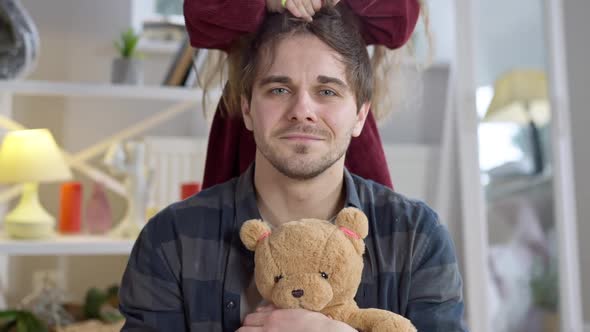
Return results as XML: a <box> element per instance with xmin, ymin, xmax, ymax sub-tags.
<box><xmin>255</xmin><ymin>127</ymin><xmax>354</xmax><ymax>181</ymax></box>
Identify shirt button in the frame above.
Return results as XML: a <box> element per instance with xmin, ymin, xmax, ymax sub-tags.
<box><xmin>226</xmin><ymin>301</ymin><xmax>236</xmax><ymax>309</ymax></box>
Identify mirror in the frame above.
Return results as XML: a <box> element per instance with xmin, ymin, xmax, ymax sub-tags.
<box><xmin>473</xmin><ymin>1</ymin><xmax>559</xmax><ymax>331</ymax></box>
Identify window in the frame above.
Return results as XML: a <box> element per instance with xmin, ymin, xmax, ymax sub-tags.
<box><xmin>132</xmin><ymin>0</ymin><xmax>185</xmax><ymax>34</ymax></box>
<box><xmin>156</xmin><ymin>0</ymin><xmax>183</xmax><ymax>16</ymax></box>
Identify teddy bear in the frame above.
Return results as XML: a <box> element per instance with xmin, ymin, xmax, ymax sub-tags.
<box><xmin>240</xmin><ymin>207</ymin><xmax>417</xmax><ymax>332</ymax></box>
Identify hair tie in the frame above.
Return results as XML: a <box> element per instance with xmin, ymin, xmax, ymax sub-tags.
<box><xmin>339</xmin><ymin>226</ymin><xmax>360</xmax><ymax>239</ymax></box>
<box><xmin>258</xmin><ymin>231</ymin><xmax>271</xmax><ymax>242</ymax></box>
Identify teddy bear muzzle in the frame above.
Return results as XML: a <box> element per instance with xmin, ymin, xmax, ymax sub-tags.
<box><xmin>291</xmin><ymin>289</ymin><xmax>304</xmax><ymax>298</ymax></box>
<box><xmin>271</xmin><ymin>273</ymin><xmax>334</xmax><ymax>311</ymax></box>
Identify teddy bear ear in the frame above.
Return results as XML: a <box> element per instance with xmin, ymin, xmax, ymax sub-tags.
<box><xmin>240</xmin><ymin>219</ymin><xmax>272</xmax><ymax>251</ymax></box>
<box><xmin>334</xmin><ymin>207</ymin><xmax>368</xmax><ymax>240</ymax></box>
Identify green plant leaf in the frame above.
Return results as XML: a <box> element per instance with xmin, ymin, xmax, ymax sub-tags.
<box><xmin>114</xmin><ymin>28</ymin><xmax>142</xmax><ymax>58</ymax></box>
<box><xmin>84</xmin><ymin>287</ymin><xmax>108</xmax><ymax>319</ymax></box>
<box><xmin>0</xmin><ymin>311</ymin><xmax>19</xmax><ymax>320</ymax></box>
<box><xmin>20</xmin><ymin>312</ymin><xmax>47</xmax><ymax>332</ymax></box>
<box><xmin>15</xmin><ymin>319</ymin><xmax>26</xmax><ymax>332</ymax></box>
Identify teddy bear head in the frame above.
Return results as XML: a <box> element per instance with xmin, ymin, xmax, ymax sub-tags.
<box><xmin>240</xmin><ymin>207</ymin><xmax>368</xmax><ymax>312</ymax></box>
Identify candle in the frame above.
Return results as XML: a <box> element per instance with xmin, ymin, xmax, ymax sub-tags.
<box><xmin>181</xmin><ymin>182</ymin><xmax>201</xmax><ymax>200</ymax></box>
<box><xmin>59</xmin><ymin>181</ymin><xmax>82</xmax><ymax>234</ymax></box>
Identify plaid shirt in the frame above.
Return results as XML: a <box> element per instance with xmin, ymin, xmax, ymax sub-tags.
<box><xmin>119</xmin><ymin>165</ymin><xmax>467</xmax><ymax>331</ymax></box>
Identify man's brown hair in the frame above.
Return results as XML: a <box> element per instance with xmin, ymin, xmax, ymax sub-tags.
<box><xmin>224</xmin><ymin>4</ymin><xmax>373</xmax><ymax>116</ymax></box>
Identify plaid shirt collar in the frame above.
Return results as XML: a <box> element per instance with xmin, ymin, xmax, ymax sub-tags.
<box><xmin>234</xmin><ymin>163</ymin><xmax>363</xmax><ymax>227</ymax></box>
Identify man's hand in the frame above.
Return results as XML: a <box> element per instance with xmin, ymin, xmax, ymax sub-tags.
<box><xmin>237</xmin><ymin>304</ymin><xmax>356</xmax><ymax>332</ymax></box>
<box><xmin>266</xmin><ymin>0</ymin><xmax>341</xmax><ymax>22</ymax></box>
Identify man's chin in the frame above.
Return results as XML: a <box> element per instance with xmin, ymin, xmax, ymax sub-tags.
<box><xmin>277</xmin><ymin>168</ymin><xmax>324</xmax><ymax>181</ymax></box>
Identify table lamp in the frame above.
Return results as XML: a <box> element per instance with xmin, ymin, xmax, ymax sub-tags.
<box><xmin>0</xmin><ymin>129</ymin><xmax>72</xmax><ymax>238</ymax></box>
<box><xmin>484</xmin><ymin>69</ymin><xmax>550</xmax><ymax>174</ymax></box>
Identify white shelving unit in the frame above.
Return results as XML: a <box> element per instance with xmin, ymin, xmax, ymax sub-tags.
<box><xmin>0</xmin><ymin>80</ymin><xmax>202</xmax><ymax>101</ymax></box>
<box><xmin>0</xmin><ymin>80</ymin><xmax>197</xmax><ymax>257</ymax></box>
<box><xmin>0</xmin><ymin>78</ymin><xmax>205</xmax><ymax>307</ymax></box>
<box><xmin>0</xmin><ymin>233</ymin><xmax>134</xmax><ymax>256</ymax></box>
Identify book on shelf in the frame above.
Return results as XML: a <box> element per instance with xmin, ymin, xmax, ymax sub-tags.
<box><xmin>142</xmin><ymin>19</ymin><xmax>186</xmax><ymax>43</ymax></box>
<box><xmin>162</xmin><ymin>37</ymin><xmax>194</xmax><ymax>86</ymax></box>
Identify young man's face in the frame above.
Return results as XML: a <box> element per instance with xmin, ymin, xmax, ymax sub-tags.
<box><xmin>242</xmin><ymin>34</ymin><xmax>370</xmax><ymax>180</ymax></box>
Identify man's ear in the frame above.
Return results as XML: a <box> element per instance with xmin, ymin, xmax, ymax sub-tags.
<box><xmin>241</xmin><ymin>95</ymin><xmax>253</xmax><ymax>131</ymax></box>
<box><xmin>352</xmin><ymin>101</ymin><xmax>371</xmax><ymax>137</ymax></box>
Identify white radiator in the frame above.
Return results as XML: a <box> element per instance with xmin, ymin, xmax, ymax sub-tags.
<box><xmin>144</xmin><ymin>136</ymin><xmax>208</xmax><ymax>210</ymax></box>
<box><xmin>144</xmin><ymin>140</ymin><xmax>438</xmax><ymax>210</ymax></box>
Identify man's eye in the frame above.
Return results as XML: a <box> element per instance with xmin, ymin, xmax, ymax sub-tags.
<box><xmin>270</xmin><ymin>88</ymin><xmax>289</xmax><ymax>95</ymax></box>
<box><xmin>319</xmin><ymin>89</ymin><xmax>336</xmax><ymax>96</ymax></box>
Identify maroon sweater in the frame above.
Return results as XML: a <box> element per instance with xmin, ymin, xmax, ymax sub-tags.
<box><xmin>183</xmin><ymin>0</ymin><xmax>420</xmax><ymax>189</ymax></box>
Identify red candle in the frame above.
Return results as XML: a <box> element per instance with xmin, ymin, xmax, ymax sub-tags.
<box><xmin>59</xmin><ymin>182</ymin><xmax>82</xmax><ymax>234</ymax></box>
<box><xmin>181</xmin><ymin>182</ymin><xmax>201</xmax><ymax>200</ymax></box>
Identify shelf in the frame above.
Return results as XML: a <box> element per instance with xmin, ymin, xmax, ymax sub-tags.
<box><xmin>485</xmin><ymin>171</ymin><xmax>552</xmax><ymax>201</ymax></box>
<box><xmin>0</xmin><ymin>233</ymin><xmax>134</xmax><ymax>256</ymax></box>
<box><xmin>137</xmin><ymin>39</ymin><xmax>181</xmax><ymax>55</ymax></box>
<box><xmin>0</xmin><ymin>80</ymin><xmax>202</xmax><ymax>102</ymax></box>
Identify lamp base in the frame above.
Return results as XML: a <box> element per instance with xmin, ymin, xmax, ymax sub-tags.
<box><xmin>3</xmin><ymin>182</ymin><xmax>56</xmax><ymax>239</ymax></box>
<box><xmin>4</xmin><ymin>220</ymin><xmax>55</xmax><ymax>239</ymax></box>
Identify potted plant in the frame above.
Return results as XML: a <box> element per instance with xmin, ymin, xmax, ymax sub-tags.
<box><xmin>0</xmin><ymin>309</ymin><xmax>48</xmax><ymax>332</ymax></box>
<box><xmin>530</xmin><ymin>255</ymin><xmax>559</xmax><ymax>332</ymax></box>
<box><xmin>111</xmin><ymin>28</ymin><xmax>143</xmax><ymax>85</ymax></box>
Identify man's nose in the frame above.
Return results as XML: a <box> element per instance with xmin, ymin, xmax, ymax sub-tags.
<box><xmin>287</xmin><ymin>92</ymin><xmax>317</xmax><ymax>123</ymax></box>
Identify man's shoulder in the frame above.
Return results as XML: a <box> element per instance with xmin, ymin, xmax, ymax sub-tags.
<box><xmin>169</xmin><ymin>177</ymin><xmax>239</xmax><ymax>213</ymax></box>
<box><xmin>143</xmin><ymin>178</ymin><xmax>239</xmax><ymax>237</ymax></box>
<box><xmin>350</xmin><ymin>173</ymin><xmax>442</xmax><ymax>235</ymax></box>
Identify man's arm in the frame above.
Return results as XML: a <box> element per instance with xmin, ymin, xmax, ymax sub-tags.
<box><xmin>407</xmin><ymin>216</ymin><xmax>468</xmax><ymax>332</ymax></box>
<box><xmin>183</xmin><ymin>0</ymin><xmax>267</xmax><ymax>51</ymax></box>
<box><xmin>183</xmin><ymin>0</ymin><xmax>420</xmax><ymax>51</ymax></box>
<box><xmin>239</xmin><ymin>305</ymin><xmax>357</xmax><ymax>332</ymax></box>
<box><xmin>119</xmin><ymin>209</ymin><xmax>186</xmax><ymax>331</ymax></box>
<box><xmin>342</xmin><ymin>0</ymin><xmax>421</xmax><ymax>49</ymax></box>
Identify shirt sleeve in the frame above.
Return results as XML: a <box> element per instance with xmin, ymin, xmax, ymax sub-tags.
<box><xmin>183</xmin><ymin>0</ymin><xmax>267</xmax><ymax>51</ymax></box>
<box><xmin>343</xmin><ymin>0</ymin><xmax>421</xmax><ymax>49</ymax></box>
<box><xmin>119</xmin><ymin>209</ymin><xmax>186</xmax><ymax>331</ymax></box>
<box><xmin>407</xmin><ymin>216</ymin><xmax>469</xmax><ymax>332</ymax></box>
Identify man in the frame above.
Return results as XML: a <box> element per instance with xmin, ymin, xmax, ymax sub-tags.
<box><xmin>119</xmin><ymin>4</ymin><xmax>467</xmax><ymax>332</ymax></box>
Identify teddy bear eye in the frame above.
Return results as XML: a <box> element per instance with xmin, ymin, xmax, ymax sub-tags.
<box><xmin>320</xmin><ymin>272</ymin><xmax>329</xmax><ymax>279</ymax></box>
<box><xmin>274</xmin><ymin>275</ymin><xmax>283</xmax><ymax>283</ymax></box>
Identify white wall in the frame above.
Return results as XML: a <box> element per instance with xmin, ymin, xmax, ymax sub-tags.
<box><xmin>474</xmin><ymin>0</ymin><xmax>547</xmax><ymax>87</ymax></box>
<box><xmin>562</xmin><ymin>0</ymin><xmax>590</xmax><ymax>323</ymax></box>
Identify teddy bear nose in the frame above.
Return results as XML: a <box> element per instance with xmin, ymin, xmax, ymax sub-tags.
<box><xmin>291</xmin><ymin>289</ymin><xmax>304</xmax><ymax>298</ymax></box>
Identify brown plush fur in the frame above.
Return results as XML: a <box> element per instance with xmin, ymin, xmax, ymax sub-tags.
<box><xmin>240</xmin><ymin>207</ymin><xmax>416</xmax><ymax>332</ymax></box>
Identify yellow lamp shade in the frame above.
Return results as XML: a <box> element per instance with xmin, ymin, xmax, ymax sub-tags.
<box><xmin>484</xmin><ymin>69</ymin><xmax>550</xmax><ymax>126</ymax></box>
<box><xmin>0</xmin><ymin>129</ymin><xmax>72</xmax><ymax>183</ymax></box>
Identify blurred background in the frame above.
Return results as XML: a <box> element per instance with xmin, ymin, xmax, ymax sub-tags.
<box><xmin>0</xmin><ymin>0</ymin><xmax>588</xmax><ymax>331</ymax></box>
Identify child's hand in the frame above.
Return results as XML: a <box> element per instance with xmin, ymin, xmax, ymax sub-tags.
<box><xmin>266</xmin><ymin>0</ymin><xmax>341</xmax><ymax>22</ymax></box>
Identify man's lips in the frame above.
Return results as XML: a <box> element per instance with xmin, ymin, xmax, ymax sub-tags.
<box><xmin>281</xmin><ymin>134</ymin><xmax>324</xmax><ymax>141</ymax></box>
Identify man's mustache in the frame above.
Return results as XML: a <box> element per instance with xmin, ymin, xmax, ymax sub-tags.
<box><xmin>275</xmin><ymin>125</ymin><xmax>330</xmax><ymax>138</ymax></box>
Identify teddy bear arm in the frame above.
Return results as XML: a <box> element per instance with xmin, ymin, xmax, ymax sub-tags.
<box><xmin>345</xmin><ymin>308</ymin><xmax>417</xmax><ymax>332</ymax></box>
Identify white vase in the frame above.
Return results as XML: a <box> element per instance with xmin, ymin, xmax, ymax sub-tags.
<box><xmin>111</xmin><ymin>58</ymin><xmax>143</xmax><ymax>85</ymax></box>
